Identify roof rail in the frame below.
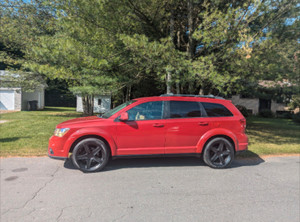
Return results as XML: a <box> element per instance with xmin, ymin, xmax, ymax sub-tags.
<box><xmin>160</xmin><ymin>93</ymin><xmax>224</xmax><ymax>100</ymax></box>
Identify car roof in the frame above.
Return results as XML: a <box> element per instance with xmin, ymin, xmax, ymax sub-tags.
<box><xmin>134</xmin><ymin>95</ymin><xmax>231</xmax><ymax>104</ymax></box>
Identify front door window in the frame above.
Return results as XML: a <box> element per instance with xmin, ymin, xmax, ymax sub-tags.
<box><xmin>127</xmin><ymin>101</ymin><xmax>163</xmax><ymax>121</ymax></box>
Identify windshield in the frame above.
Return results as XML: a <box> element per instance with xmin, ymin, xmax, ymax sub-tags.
<box><xmin>100</xmin><ymin>100</ymin><xmax>136</xmax><ymax>119</ymax></box>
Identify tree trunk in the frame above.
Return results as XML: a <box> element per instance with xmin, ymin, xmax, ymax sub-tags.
<box><xmin>176</xmin><ymin>81</ymin><xmax>180</xmax><ymax>94</ymax></box>
<box><xmin>187</xmin><ymin>0</ymin><xmax>195</xmax><ymax>94</ymax></box>
<box><xmin>125</xmin><ymin>85</ymin><xmax>131</xmax><ymax>101</ymax></box>
<box><xmin>188</xmin><ymin>81</ymin><xmax>194</xmax><ymax>94</ymax></box>
<box><xmin>199</xmin><ymin>88</ymin><xmax>204</xmax><ymax>95</ymax></box>
<box><xmin>166</xmin><ymin>10</ymin><xmax>175</xmax><ymax>94</ymax></box>
<box><xmin>166</xmin><ymin>72</ymin><xmax>172</xmax><ymax>94</ymax></box>
<box><xmin>187</xmin><ymin>0</ymin><xmax>194</xmax><ymax>60</ymax></box>
<box><xmin>176</xmin><ymin>30</ymin><xmax>181</xmax><ymax>94</ymax></box>
<box><xmin>82</xmin><ymin>95</ymin><xmax>94</xmax><ymax>116</ymax></box>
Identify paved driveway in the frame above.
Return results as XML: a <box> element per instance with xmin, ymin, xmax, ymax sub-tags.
<box><xmin>1</xmin><ymin>156</ymin><xmax>299</xmax><ymax>222</ymax></box>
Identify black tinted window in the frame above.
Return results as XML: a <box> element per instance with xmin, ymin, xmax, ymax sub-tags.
<box><xmin>127</xmin><ymin>101</ymin><xmax>163</xmax><ymax>121</ymax></box>
<box><xmin>202</xmin><ymin>102</ymin><xmax>233</xmax><ymax>117</ymax></box>
<box><xmin>168</xmin><ymin>101</ymin><xmax>201</xmax><ymax>118</ymax></box>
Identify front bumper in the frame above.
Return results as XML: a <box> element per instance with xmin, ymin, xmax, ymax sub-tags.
<box><xmin>48</xmin><ymin>153</ymin><xmax>68</xmax><ymax>160</ymax></box>
<box><xmin>48</xmin><ymin>135</ymin><xmax>69</xmax><ymax>159</ymax></box>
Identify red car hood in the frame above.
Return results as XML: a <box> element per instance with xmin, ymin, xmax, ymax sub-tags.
<box><xmin>57</xmin><ymin>116</ymin><xmax>105</xmax><ymax>128</ymax></box>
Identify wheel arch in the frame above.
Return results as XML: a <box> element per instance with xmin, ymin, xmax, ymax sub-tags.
<box><xmin>202</xmin><ymin>135</ymin><xmax>235</xmax><ymax>153</ymax></box>
<box><xmin>196</xmin><ymin>129</ymin><xmax>238</xmax><ymax>153</ymax></box>
<box><xmin>63</xmin><ymin>128</ymin><xmax>117</xmax><ymax>156</ymax></box>
<box><xmin>69</xmin><ymin>135</ymin><xmax>112</xmax><ymax>155</ymax></box>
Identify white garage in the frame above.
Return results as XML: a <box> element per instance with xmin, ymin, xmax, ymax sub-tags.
<box><xmin>0</xmin><ymin>90</ymin><xmax>15</xmax><ymax>110</ymax></box>
<box><xmin>0</xmin><ymin>70</ymin><xmax>46</xmax><ymax>111</ymax></box>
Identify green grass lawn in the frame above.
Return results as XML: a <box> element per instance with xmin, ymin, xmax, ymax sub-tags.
<box><xmin>243</xmin><ymin>117</ymin><xmax>300</xmax><ymax>157</ymax></box>
<box><xmin>0</xmin><ymin>108</ymin><xmax>299</xmax><ymax>157</ymax></box>
<box><xmin>0</xmin><ymin>107</ymin><xmax>81</xmax><ymax>157</ymax></box>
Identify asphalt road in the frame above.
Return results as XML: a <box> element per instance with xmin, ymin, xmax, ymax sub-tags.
<box><xmin>1</xmin><ymin>156</ymin><xmax>299</xmax><ymax>222</ymax></box>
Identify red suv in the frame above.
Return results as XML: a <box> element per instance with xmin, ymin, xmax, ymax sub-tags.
<box><xmin>48</xmin><ymin>95</ymin><xmax>248</xmax><ymax>172</ymax></box>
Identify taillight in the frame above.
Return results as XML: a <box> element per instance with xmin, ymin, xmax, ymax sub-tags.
<box><xmin>240</xmin><ymin>118</ymin><xmax>246</xmax><ymax>132</ymax></box>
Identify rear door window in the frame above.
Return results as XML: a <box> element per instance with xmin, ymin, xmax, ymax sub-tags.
<box><xmin>167</xmin><ymin>101</ymin><xmax>202</xmax><ymax>118</ymax></box>
<box><xmin>202</xmin><ymin>102</ymin><xmax>233</xmax><ymax>117</ymax></box>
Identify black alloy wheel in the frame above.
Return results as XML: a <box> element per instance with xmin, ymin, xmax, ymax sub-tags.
<box><xmin>203</xmin><ymin>137</ymin><xmax>234</xmax><ymax>169</ymax></box>
<box><xmin>71</xmin><ymin>138</ymin><xmax>109</xmax><ymax>172</ymax></box>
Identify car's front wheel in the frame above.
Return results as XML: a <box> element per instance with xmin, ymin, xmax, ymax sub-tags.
<box><xmin>203</xmin><ymin>137</ymin><xmax>234</xmax><ymax>169</ymax></box>
<box><xmin>71</xmin><ymin>138</ymin><xmax>110</xmax><ymax>172</ymax></box>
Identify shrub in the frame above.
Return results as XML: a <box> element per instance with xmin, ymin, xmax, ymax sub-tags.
<box><xmin>236</xmin><ymin>105</ymin><xmax>249</xmax><ymax>117</ymax></box>
<box><xmin>276</xmin><ymin>111</ymin><xmax>293</xmax><ymax>119</ymax></box>
<box><xmin>292</xmin><ymin>112</ymin><xmax>300</xmax><ymax>124</ymax></box>
<box><xmin>259</xmin><ymin>109</ymin><xmax>274</xmax><ymax>118</ymax></box>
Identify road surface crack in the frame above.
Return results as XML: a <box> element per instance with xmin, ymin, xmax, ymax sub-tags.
<box><xmin>23</xmin><ymin>166</ymin><xmax>60</xmax><ymax>208</ymax></box>
<box><xmin>56</xmin><ymin>206</ymin><xmax>71</xmax><ymax>221</ymax></box>
<box><xmin>2</xmin><ymin>166</ymin><xmax>60</xmax><ymax>216</ymax></box>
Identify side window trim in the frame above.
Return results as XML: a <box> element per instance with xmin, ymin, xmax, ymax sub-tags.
<box><xmin>198</xmin><ymin>102</ymin><xmax>208</xmax><ymax>117</ymax></box>
<box><xmin>163</xmin><ymin>100</ymin><xmax>170</xmax><ymax>119</ymax></box>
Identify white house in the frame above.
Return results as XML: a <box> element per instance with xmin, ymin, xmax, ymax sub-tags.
<box><xmin>76</xmin><ymin>95</ymin><xmax>111</xmax><ymax>114</ymax></box>
<box><xmin>230</xmin><ymin>95</ymin><xmax>287</xmax><ymax>115</ymax></box>
<box><xmin>230</xmin><ymin>80</ymin><xmax>295</xmax><ymax>115</ymax></box>
<box><xmin>0</xmin><ymin>71</ymin><xmax>46</xmax><ymax>111</ymax></box>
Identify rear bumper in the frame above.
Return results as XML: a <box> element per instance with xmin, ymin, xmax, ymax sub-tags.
<box><xmin>237</xmin><ymin>133</ymin><xmax>248</xmax><ymax>151</ymax></box>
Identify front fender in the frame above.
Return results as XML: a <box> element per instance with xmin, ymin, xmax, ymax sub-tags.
<box><xmin>63</xmin><ymin>127</ymin><xmax>117</xmax><ymax>156</ymax></box>
<box><xmin>196</xmin><ymin>128</ymin><xmax>238</xmax><ymax>153</ymax></box>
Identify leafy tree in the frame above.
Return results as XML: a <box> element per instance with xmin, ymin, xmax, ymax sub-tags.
<box><xmin>1</xmin><ymin>0</ymin><xmax>299</xmax><ymax>114</ymax></box>
<box><xmin>0</xmin><ymin>0</ymin><xmax>55</xmax><ymax>90</ymax></box>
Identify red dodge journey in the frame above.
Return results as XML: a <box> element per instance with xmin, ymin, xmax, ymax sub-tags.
<box><xmin>48</xmin><ymin>94</ymin><xmax>248</xmax><ymax>172</ymax></box>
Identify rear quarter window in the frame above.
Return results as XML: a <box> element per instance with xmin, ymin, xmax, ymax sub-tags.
<box><xmin>168</xmin><ymin>101</ymin><xmax>202</xmax><ymax>118</ymax></box>
<box><xmin>202</xmin><ymin>102</ymin><xmax>233</xmax><ymax>117</ymax></box>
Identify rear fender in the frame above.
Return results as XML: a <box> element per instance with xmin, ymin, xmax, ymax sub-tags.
<box><xmin>196</xmin><ymin>128</ymin><xmax>238</xmax><ymax>153</ymax></box>
<box><xmin>63</xmin><ymin>128</ymin><xmax>117</xmax><ymax>156</ymax></box>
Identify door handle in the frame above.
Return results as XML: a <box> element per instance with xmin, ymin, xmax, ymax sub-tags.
<box><xmin>198</xmin><ymin>122</ymin><xmax>209</xmax><ymax>126</ymax></box>
<box><xmin>153</xmin><ymin>123</ymin><xmax>164</xmax><ymax>127</ymax></box>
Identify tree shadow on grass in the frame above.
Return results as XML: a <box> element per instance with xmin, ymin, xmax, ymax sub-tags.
<box><xmin>64</xmin><ymin>151</ymin><xmax>264</xmax><ymax>172</ymax></box>
<box><xmin>46</xmin><ymin>113</ymin><xmax>82</xmax><ymax>118</ymax></box>
<box><xmin>0</xmin><ymin>137</ymin><xmax>29</xmax><ymax>143</ymax></box>
<box><xmin>247</xmin><ymin>129</ymin><xmax>300</xmax><ymax>145</ymax></box>
<box><xmin>44</xmin><ymin>107</ymin><xmax>76</xmax><ymax>112</ymax></box>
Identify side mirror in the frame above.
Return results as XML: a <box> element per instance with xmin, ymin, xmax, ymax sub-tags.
<box><xmin>119</xmin><ymin>112</ymin><xmax>129</xmax><ymax>122</ymax></box>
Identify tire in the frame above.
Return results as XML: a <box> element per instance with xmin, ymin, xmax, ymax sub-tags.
<box><xmin>203</xmin><ymin>137</ymin><xmax>234</xmax><ymax>169</ymax></box>
<box><xmin>71</xmin><ymin>138</ymin><xmax>110</xmax><ymax>172</ymax></box>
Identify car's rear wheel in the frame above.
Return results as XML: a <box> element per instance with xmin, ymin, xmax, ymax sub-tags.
<box><xmin>71</xmin><ymin>138</ymin><xmax>109</xmax><ymax>172</ymax></box>
<box><xmin>203</xmin><ymin>137</ymin><xmax>234</xmax><ymax>169</ymax></box>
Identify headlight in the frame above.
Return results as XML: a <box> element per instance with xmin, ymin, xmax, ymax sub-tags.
<box><xmin>54</xmin><ymin>128</ymin><xmax>70</xmax><ymax>137</ymax></box>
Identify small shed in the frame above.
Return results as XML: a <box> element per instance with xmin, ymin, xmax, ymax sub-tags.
<box><xmin>0</xmin><ymin>71</ymin><xmax>46</xmax><ymax>111</ymax></box>
<box><xmin>76</xmin><ymin>95</ymin><xmax>111</xmax><ymax>114</ymax></box>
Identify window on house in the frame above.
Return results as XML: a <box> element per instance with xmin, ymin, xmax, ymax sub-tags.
<box><xmin>98</xmin><ymin>99</ymin><xmax>102</xmax><ymax>106</ymax></box>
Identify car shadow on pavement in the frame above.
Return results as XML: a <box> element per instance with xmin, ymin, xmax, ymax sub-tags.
<box><xmin>63</xmin><ymin>151</ymin><xmax>265</xmax><ymax>172</ymax></box>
